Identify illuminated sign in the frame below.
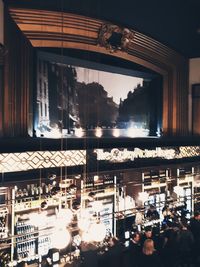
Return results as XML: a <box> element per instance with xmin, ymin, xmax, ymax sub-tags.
<box><xmin>0</xmin><ymin>146</ymin><xmax>199</xmax><ymax>174</ymax></box>
<box><xmin>94</xmin><ymin>146</ymin><xmax>200</xmax><ymax>162</ymax></box>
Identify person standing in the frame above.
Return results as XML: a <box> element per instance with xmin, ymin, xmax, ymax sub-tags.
<box><xmin>80</xmin><ymin>241</ymin><xmax>98</xmax><ymax>267</ymax></box>
<box><xmin>128</xmin><ymin>232</ymin><xmax>141</xmax><ymax>267</ymax></box>
<box><xmin>177</xmin><ymin>221</ymin><xmax>194</xmax><ymax>267</ymax></box>
<box><xmin>138</xmin><ymin>239</ymin><xmax>162</xmax><ymax>267</ymax></box>
<box><xmin>105</xmin><ymin>237</ymin><xmax>123</xmax><ymax>267</ymax></box>
<box><xmin>189</xmin><ymin>211</ymin><xmax>200</xmax><ymax>266</ymax></box>
<box><xmin>140</xmin><ymin>226</ymin><xmax>152</xmax><ymax>247</ymax></box>
<box><xmin>161</xmin><ymin>227</ymin><xmax>179</xmax><ymax>267</ymax></box>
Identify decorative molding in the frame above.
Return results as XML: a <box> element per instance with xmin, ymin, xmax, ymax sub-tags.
<box><xmin>0</xmin><ymin>150</ymin><xmax>86</xmax><ymax>173</ymax></box>
<box><xmin>98</xmin><ymin>23</ymin><xmax>135</xmax><ymax>53</ymax></box>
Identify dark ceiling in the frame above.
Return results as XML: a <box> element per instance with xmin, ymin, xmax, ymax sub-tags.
<box><xmin>5</xmin><ymin>0</ymin><xmax>200</xmax><ymax>58</ymax></box>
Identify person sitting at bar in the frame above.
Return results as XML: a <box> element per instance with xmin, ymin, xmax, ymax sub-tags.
<box><xmin>162</xmin><ymin>205</ymin><xmax>172</xmax><ymax>221</ymax></box>
<box><xmin>146</xmin><ymin>205</ymin><xmax>159</xmax><ymax>221</ymax></box>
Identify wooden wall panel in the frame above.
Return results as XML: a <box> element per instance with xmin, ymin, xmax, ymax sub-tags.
<box><xmin>2</xmin><ymin>7</ymin><xmax>34</xmax><ymax>137</ymax></box>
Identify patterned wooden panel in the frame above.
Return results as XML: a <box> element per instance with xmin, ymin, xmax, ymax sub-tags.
<box><xmin>0</xmin><ymin>150</ymin><xmax>86</xmax><ymax>173</ymax></box>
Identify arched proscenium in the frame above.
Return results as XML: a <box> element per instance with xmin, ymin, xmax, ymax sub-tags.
<box><xmin>9</xmin><ymin>8</ymin><xmax>188</xmax><ymax>136</ymax></box>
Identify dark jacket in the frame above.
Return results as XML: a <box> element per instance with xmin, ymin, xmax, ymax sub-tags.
<box><xmin>190</xmin><ymin>218</ymin><xmax>200</xmax><ymax>243</ymax></box>
<box><xmin>129</xmin><ymin>240</ymin><xmax>141</xmax><ymax>267</ymax></box>
<box><xmin>177</xmin><ymin>228</ymin><xmax>194</xmax><ymax>253</ymax></box>
<box><xmin>80</xmin><ymin>243</ymin><xmax>98</xmax><ymax>267</ymax></box>
<box><xmin>105</xmin><ymin>243</ymin><xmax>123</xmax><ymax>267</ymax></box>
<box><xmin>138</xmin><ymin>251</ymin><xmax>162</xmax><ymax>267</ymax></box>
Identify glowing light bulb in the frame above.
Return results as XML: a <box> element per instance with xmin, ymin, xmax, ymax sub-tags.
<box><xmin>95</xmin><ymin>127</ymin><xmax>102</xmax><ymax>138</ymax></box>
<box><xmin>78</xmin><ymin>218</ymin><xmax>91</xmax><ymax>231</ymax></box>
<box><xmin>56</xmin><ymin>209</ymin><xmax>73</xmax><ymax>227</ymax></box>
<box><xmin>81</xmin><ymin>232</ymin><xmax>91</xmax><ymax>242</ymax></box>
<box><xmin>112</xmin><ymin>128</ymin><xmax>120</xmax><ymax>137</ymax></box>
<box><xmin>51</xmin><ymin>228</ymin><xmax>71</xmax><ymax>249</ymax></box>
<box><xmin>75</xmin><ymin>127</ymin><xmax>84</xmax><ymax>138</ymax></box>
<box><xmin>89</xmin><ymin>223</ymin><xmax>106</xmax><ymax>242</ymax></box>
<box><xmin>78</xmin><ymin>209</ymin><xmax>91</xmax><ymax>231</ymax></box>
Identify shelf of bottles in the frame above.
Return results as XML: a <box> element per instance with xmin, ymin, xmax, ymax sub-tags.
<box><xmin>176</xmin><ymin>167</ymin><xmax>194</xmax><ymax>215</ymax></box>
<box><xmin>142</xmin><ymin>169</ymin><xmax>168</xmax><ymax>189</ymax></box>
<box><xmin>83</xmin><ymin>174</ymin><xmax>114</xmax><ymax>189</ymax></box>
<box><xmin>0</xmin><ymin>207</ymin><xmax>9</xmax><ymax>240</ymax></box>
<box><xmin>177</xmin><ymin>166</ymin><xmax>194</xmax><ymax>179</ymax></box>
<box><xmin>14</xmin><ymin>220</ymin><xmax>58</xmax><ymax>264</ymax></box>
<box><xmin>141</xmin><ymin>169</ymin><xmax>169</xmax><ymax>220</ymax></box>
<box><xmin>81</xmin><ymin>174</ymin><xmax>117</xmax><ymax>204</ymax></box>
<box><xmin>8</xmin><ymin>178</ymin><xmax>78</xmax><ymax>265</ymax></box>
<box><xmin>38</xmin><ymin>235</ymin><xmax>52</xmax><ymax>257</ymax></box>
<box><xmin>14</xmin><ymin>183</ymin><xmax>61</xmax><ymax>212</ymax></box>
<box><xmin>15</xmin><ymin>221</ymin><xmax>37</xmax><ymax>261</ymax></box>
<box><xmin>0</xmin><ymin>187</ymin><xmax>9</xmax><ymax>242</ymax></box>
<box><xmin>14</xmin><ymin>180</ymin><xmax>78</xmax><ymax>213</ymax></box>
<box><xmin>0</xmin><ymin>187</ymin><xmax>11</xmax><ymax>266</ymax></box>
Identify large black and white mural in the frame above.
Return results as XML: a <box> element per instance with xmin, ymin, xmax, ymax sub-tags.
<box><xmin>34</xmin><ymin>52</ymin><xmax>162</xmax><ymax>138</ymax></box>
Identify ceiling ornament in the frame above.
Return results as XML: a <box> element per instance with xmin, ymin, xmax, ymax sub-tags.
<box><xmin>98</xmin><ymin>23</ymin><xmax>135</xmax><ymax>53</ymax></box>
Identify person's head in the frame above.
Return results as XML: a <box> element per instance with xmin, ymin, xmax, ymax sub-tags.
<box><xmin>180</xmin><ymin>219</ymin><xmax>188</xmax><ymax>230</ymax></box>
<box><xmin>145</xmin><ymin>226</ymin><xmax>152</xmax><ymax>238</ymax></box>
<box><xmin>150</xmin><ymin>205</ymin><xmax>155</xmax><ymax>210</ymax></box>
<box><xmin>152</xmin><ymin>226</ymin><xmax>160</xmax><ymax>236</ymax></box>
<box><xmin>108</xmin><ymin>236</ymin><xmax>119</xmax><ymax>247</ymax></box>
<box><xmin>194</xmin><ymin>211</ymin><xmax>200</xmax><ymax>220</ymax></box>
<box><xmin>132</xmin><ymin>232</ymin><xmax>140</xmax><ymax>243</ymax></box>
<box><xmin>142</xmin><ymin>239</ymin><xmax>155</xmax><ymax>255</ymax></box>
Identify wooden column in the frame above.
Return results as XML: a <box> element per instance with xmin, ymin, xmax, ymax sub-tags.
<box><xmin>2</xmin><ymin>7</ymin><xmax>34</xmax><ymax>137</ymax></box>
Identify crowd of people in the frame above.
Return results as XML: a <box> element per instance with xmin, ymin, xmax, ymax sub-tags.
<box><xmin>80</xmin><ymin>210</ymin><xmax>200</xmax><ymax>267</ymax></box>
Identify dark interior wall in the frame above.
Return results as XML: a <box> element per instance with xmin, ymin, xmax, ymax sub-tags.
<box><xmin>192</xmin><ymin>84</ymin><xmax>200</xmax><ymax>135</ymax></box>
<box><xmin>0</xmin><ymin>64</ymin><xmax>3</xmax><ymax>137</ymax></box>
<box><xmin>1</xmin><ymin>7</ymin><xmax>34</xmax><ymax>137</ymax></box>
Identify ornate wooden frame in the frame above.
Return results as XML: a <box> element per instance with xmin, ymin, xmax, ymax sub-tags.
<box><xmin>8</xmin><ymin>8</ymin><xmax>189</xmax><ymax>136</ymax></box>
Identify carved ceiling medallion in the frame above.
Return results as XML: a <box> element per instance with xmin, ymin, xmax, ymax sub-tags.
<box><xmin>98</xmin><ymin>23</ymin><xmax>135</xmax><ymax>53</ymax></box>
